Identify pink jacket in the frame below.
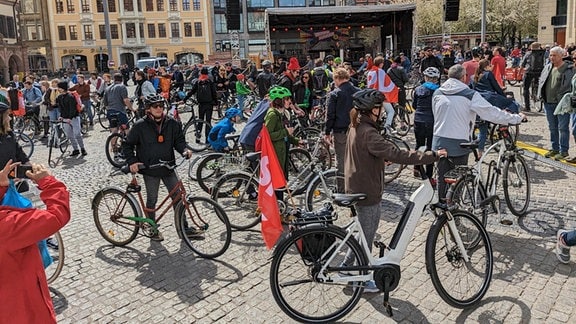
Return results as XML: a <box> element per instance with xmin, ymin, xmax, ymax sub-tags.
<box><xmin>0</xmin><ymin>176</ymin><xmax>71</xmax><ymax>324</ymax></box>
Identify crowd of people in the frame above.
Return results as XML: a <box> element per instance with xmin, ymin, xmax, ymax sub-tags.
<box><xmin>3</xmin><ymin>38</ymin><xmax>576</xmax><ymax>319</ymax></box>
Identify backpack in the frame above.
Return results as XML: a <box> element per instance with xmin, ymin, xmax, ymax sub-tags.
<box><xmin>311</xmin><ymin>67</ymin><xmax>329</xmax><ymax>92</ymax></box>
<box><xmin>70</xmin><ymin>91</ymin><xmax>83</xmax><ymax>112</ymax></box>
<box><xmin>529</xmin><ymin>49</ymin><xmax>545</xmax><ymax>73</ymax></box>
<box><xmin>196</xmin><ymin>80</ymin><xmax>212</xmax><ymax>102</ymax></box>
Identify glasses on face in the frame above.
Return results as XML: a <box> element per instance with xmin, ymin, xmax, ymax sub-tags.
<box><xmin>302</xmin><ymin>76</ymin><xmax>309</xmax><ymax>79</ymax></box>
<box><xmin>150</xmin><ymin>103</ymin><xmax>164</xmax><ymax>109</ymax></box>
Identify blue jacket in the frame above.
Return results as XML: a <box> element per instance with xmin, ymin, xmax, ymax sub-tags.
<box><xmin>413</xmin><ymin>81</ymin><xmax>438</xmax><ymax>124</ymax></box>
<box><xmin>239</xmin><ymin>99</ymin><xmax>270</xmax><ymax>147</ymax></box>
<box><xmin>325</xmin><ymin>81</ymin><xmax>359</xmax><ymax>135</ymax></box>
<box><xmin>208</xmin><ymin>118</ymin><xmax>236</xmax><ymax>152</ymax></box>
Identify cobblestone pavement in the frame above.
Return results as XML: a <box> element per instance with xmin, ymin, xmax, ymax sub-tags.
<box><xmin>29</xmin><ymin>84</ymin><xmax>576</xmax><ymax>323</ymax></box>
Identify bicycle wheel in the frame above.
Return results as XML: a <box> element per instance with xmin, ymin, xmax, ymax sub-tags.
<box><xmin>450</xmin><ymin>176</ymin><xmax>489</xmax><ymax>227</ymax></box>
<box><xmin>300</xmin><ymin>127</ymin><xmax>332</xmax><ymax>169</ymax></box>
<box><xmin>305</xmin><ymin>170</ymin><xmax>347</xmax><ymax>226</ymax></box>
<box><xmin>288</xmin><ymin>147</ymin><xmax>312</xmax><ymax>178</ymax></box>
<box><xmin>395</xmin><ymin>107</ymin><xmax>411</xmax><ymax>137</ymax></box>
<box><xmin>80</xmin><ymin>112</ymin><xmax>89</xmax><ymax>135</ymax></box>
<box><xmin>210</xmin><ymin>172</ymin><xmax>261</xmax><ymax>230</ymax></box>
<box><xmin>503</xmin><ymin>154</ymin><xmax>530</xmax><ymax>216</ymax></box>
<box><xmin>92</xmin><ymin>188</ymin><xmax>140</xmax><ymax>246</ymax></box>
<box><xmin>98</xmin><ymin>110</ymin><xmax>110</xmax><ymax>129</ymax></box>
<box><xmin>187</xmin><ymin>153</ymin><xmax>208</xmax><ymax>181</ymax></box>
<box><xmin>270</xmin><ymin>225</ymin><xmax>368</xmax><ymax>323</ymax></box>
<box><xmin>196</xmin><ymin>152</ymin><xmax>227</xmax><ymax>194</ymax></box>
<box><xmin>383</xmin><ymin>136</ymin><xmax>408</xmax><ymax>183</ymax></box>
<box><xmin>425</xmin><ymin>210</ymin><xmax>493</xmax><ymax>308</ymax></box>
<box><xmin>44</xmin><ymin>231</ymin><xmax>64</xmax><ymax>285</ymax></box>
<box><xmin>183</xmin><ymin>118</ymin><xmax>211</xmax><ymax>152</ymax></box>
<box><xmin>105</xmin><ymin>133</ymin><xmax>127</xmax><ymax>168</ymax></box>
<box><xmin>177</xmin><ymin>196</ymin><xmax>232</xmax><ymax>259</ymax></box>
<box><xmin>16</xmin><ymin>132</ymin><xmax>34</xmax><ymax>159</ymax></box>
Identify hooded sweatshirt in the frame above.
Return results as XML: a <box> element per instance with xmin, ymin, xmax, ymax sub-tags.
<box><xmin>432</xmin><ymin>77</ymin><xmax>523</xmax><ymax>156</ymax></box>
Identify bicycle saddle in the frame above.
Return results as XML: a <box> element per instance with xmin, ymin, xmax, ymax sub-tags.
<box><xmin>459</xmin><ymin>142</ymin><xmax>479</xmax><ymax>150</ymax></box>
<box><xmin>225</xmin><ymin>133</ymin><xmax>240</xmax><ymax>141</ymax></box>
<box><xmin>245</xmin><ymin>151</ymin><xmax>261</xmax><ymax>162</ymax></box>
<box><xmin>331</xmin><ymin>193</ymin><xmax>367</xmax><ymax>207</ymax></box>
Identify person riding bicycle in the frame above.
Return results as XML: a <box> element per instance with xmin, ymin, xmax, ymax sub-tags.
<box><xmin>343</xmin><ymin>88</ymin><xmax>445</xmax><ymax>292</ymax></box>
<box><xmin>121</xmin><ymin>93</ymin><xmax>192</xmax><ymax>241</ymax></box>
<box><xmin>207</xmin><ymin>107</ymin><xmax>242</xmax><ymax>152</ymax></box>
<box><xmin>520</xmin><ymin>42</ymin><xmax>546</xmax><ymax>112</ymax></box>
<box><xmin>0</xmin><ymin>159</ymin><xmax>70</xmax><ymax>324</ymax></box>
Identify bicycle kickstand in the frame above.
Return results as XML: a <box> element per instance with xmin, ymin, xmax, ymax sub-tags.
<box><xmin>383</xmin><ymin>290</ymin><xmax>393</xmax><ymax>317</ymax></box>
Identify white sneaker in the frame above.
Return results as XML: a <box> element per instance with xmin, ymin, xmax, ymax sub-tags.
<box><xmin>363</xmin><ymin>280</ymin><xmax>380</xmax><ymax>293</ymax></box>
<box><xmin>556</xmin><ymin>230</ymin><xmax>571</xmax><ymax>264</ymax></box>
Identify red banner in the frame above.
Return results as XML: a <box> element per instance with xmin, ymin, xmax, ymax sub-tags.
<box><xmin>256</xmin><ymin>126</ymin><xmax>286</xmax><ymax>249</ymax></box>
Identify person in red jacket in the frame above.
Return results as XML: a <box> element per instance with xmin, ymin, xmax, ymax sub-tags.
<box><xmin>0</xmin><ymin>159</ymin><xmax>71</xmax><ymax>324</ymax></box>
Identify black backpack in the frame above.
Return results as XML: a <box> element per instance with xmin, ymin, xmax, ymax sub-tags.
<box><xmin>311</xmin><ymin>67</ymin><xmax>329</xmax><ymax>92</ymax></box>
<box><xmin>196</xmin><ymin>80</ymin><xmax>213</xmax><ymax>103</ymax></box>
<box><xmin>529</xmin><ymin>50</ymin><xmax>546</xmax><ymax>73</ymax></box>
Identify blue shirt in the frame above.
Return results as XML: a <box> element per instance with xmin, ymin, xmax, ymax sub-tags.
<box><xmin>23</xmin><ymin>87</ymin><xmax>42</xmax><ymax>105</ymax></box>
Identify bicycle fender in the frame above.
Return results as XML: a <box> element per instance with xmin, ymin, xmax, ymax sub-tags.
<box><xmin>91</xmin><ymin>187</ymin><xmax>143</xmax><ymax>219</ymax></box>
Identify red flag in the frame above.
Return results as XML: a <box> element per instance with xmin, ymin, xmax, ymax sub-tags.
<box><xmin>255</xmin><ymin>125</ymin><xmax>286</xmax><ymax>249</ymax></box>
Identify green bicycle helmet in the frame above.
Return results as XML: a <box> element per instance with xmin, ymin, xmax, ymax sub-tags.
<box><xmin>268</xmin><ymin>86</ymin><xmax>292</xmax><ymax>101</ymax></box>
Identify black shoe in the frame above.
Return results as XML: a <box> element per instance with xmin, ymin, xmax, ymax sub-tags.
<box><xmin>89</xmin><ymin>122</ymin><xmax>94</xmax><ymax>126</ymax></box>
<box><xmin>150</xmin><ymin>231</ymin><xmax>164</xmax><ymax>242</ymax></box>
<box><xmin>185</xmin><ymin>227</ymin><xmax>205</xmax><ymax>240</ymax></box>
<box><xmin>70</xmin><ymin>150</ymin><xmax>80</xmax><ymax>157</ymax></box>
<box><xmin>81</xmin><ymin>149</ymin><xmax>87</xmax><ymax>156</ymax></box>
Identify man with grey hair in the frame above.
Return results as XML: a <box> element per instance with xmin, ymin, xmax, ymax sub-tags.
<box><xmin>537</xmin><ymin>46</ymin><xmax>575</xmax><ymax>160</ymax></box>
<box><xmin>432</xmin><ymin>64</ymin><xmax>525</xmax><ymax>201</ymax></box>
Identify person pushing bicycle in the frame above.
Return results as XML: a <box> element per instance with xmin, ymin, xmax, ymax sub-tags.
<box><xmin>121</xmin><ymin>93</ymin><xmax>192</xmax><ymax>241</ymax></box>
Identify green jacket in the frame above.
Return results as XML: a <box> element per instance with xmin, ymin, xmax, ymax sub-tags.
<box><xmin>264</xmin><ymin>108</ymin><xmax>299</xmax><ymax>175</ymax></box>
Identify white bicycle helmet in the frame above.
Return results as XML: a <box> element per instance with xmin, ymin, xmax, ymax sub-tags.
<box><xmin>423</xmin><ymin>67</ymin><xmax>440</xmax><ymax>79</ymax></box>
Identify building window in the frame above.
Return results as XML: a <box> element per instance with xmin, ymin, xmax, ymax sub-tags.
<box><xmin>66</xmin><ymin>0</ymin><xmax>75</xmax><ymax>13</ymax></box>
<box><xmin>248</xmin><ymin>12</ymin><xmax>265</xmax><ymax>32</ymax></box>
<box><xmin>158</xmin><ymin>23</ymin><xmax>166</xmax><ymax>37</ymax></box>
<box><xmin>279</xmin><ymin>0</ymin><xmax>305</xmax><ymax>6</ymax></box>
<box><xmin>83</xmin><ymin>25</ymin><xmax>93</xmax><ymax>40</ymax></box>
<box><xmin>308</xmin><ymin>0</ymin><xmax>335</xmax><ymax>6</ymax></box>
<box><xmin>169</xmin><ymin>0</ymin><xmax>177</xmax><ymax>11</ymax></box>
<box><xmin>110</xmin><ymin>24</ymin><xmax>119</xmax><ymax>38</ymax></box>
<box><xmin>126</xmin><ymin>22</ymin><xmax>136</xmax><ymax>38</ymax></box>
<box><xmin>56</xmin><ymin>0</ymin><xmax>64</xmax><ymax>13</ymax></box>
<box><xmin>182</xmin><ymin>0</ymin><xmax>190</xmax><ymax>11</ymax></box>
<box><xmin>147</xmin><ymin>24</ymin><xmax>156</xmax><ymax>38</ymax></box>
<box><xmin>145</xmin><ymin>0</ymin><xmax>154</xmax><ymax>10</ymax></box>
<box><xmin>171</xmin><ymin>22</ymin><xmax>180</xmax><ymax>37</ymax></box>
<box><xmin>139</xmin><ymin>23</ymin><xmax>144</xmax><ymax>40</ymax></box>
<box><xmin>248</xmin><ymin>0</ymin><xmax>274</xmax><ymax>7</ymax></box>
<box><xmin>58</xmin><ymin>25</ymin><xmax>66</xmax><ymax>40</ymax></box>
<box><xmin>124</xmin><ymin>0</ymin><xmax>134</xmax><ymax>11</ymax></box>
<box><xmin>214</xmin><ymin>14</ymin><xmax>227</xmax><ymax>34</ymax></box>
<box><xmin>214</xmin><ymin>0</ymin><xmax>225</xmax><ymax>9</ymax></box>
<box><xmin>157</xmin><ymin>0</ymin><xmax>164</xmax><ymax>11</ymax></box>
<box><xmin>184</xmin><ymin>22</ymin><xmax>192</xmax><ymax>37</ymax></box>
<box><xmin>192</xmin><ymin>0</ymin><xmax>200</xmax><ymax>10</ymax></box>
<box><xmin>6</xmin><ymin>17</ymin><xmax>15</xmax><ymax>38</ymax></box>
<box><xmin>194</xmin><ymin>22</ymin><xmax>202</xmax><ymax>37</ymax></box>
<box><xmin>22</xmin><ymin>0</ymin><xmax>37</xmax><ymax>13</ymax></box>
<box><xmin>69</xmin><ymin>25</ymin><xmax>78</xmax><ymax>40</ymax></box>
<box><xmin>81</xmin><ymin>0</ymin><xmax>91</xmax><ymax>12</ymax></box>
<box><xmin>97</xmin><ymin>0</ymin><xmax>117</xmax><ymax>12</ymax></box>
<box><xmin>99</xmin><ymin>24</ymin><xmax>106</xmax><ymax>39</ymax></box>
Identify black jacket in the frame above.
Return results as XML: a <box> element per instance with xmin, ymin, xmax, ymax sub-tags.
<box><xmin>56</xmin><ymin>92</ymin><xmax>78</xmax><ymax>119</ymax></box>
<box><xmin>325</xmin><ymin>81</ymin><xmax>359</xmax><ymax>135</ymax></box>
<box><xmin>186</xmin><ymin>78</ymin><xmax>218</xmax><ymax>105</ymax></box>
<box><xmin>122</xmin><ymin>116</ymin><xmax>188</xmax><ymax>177</ymax></box>
<box><xmin>0</xmin><ymin>132</ymin><xmax>29</xmax><ymax>168</ymax></box>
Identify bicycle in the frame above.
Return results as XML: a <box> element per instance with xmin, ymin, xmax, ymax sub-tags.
<box><xmin>391</xmin><ymin>102</ymin><xmax>412</xmax><ymax>137</ymax></box>
<box><xmin>12</xmin><ymin>111</ymin><xmax>40</xmax><ymax>140</ymax></box>
<box><xmin>104</xmin><ymin>113</ymin><xmax>130</xmax><ymax>168</ymax></box>
<box><xmin>47</xmin><ymin>120</ymin><xmax>70</xmax><ymax>168</ymax></box>
<box><xmin>179</xmin><ymin>100</ymin><xmax>213</xmax><ymax>153</ymax></box>
<box><xmin>210</xmin><ymin>140</ymin><xmax>343</xmax><ymax>230</ymax></box>
<box><xmin>91</xmin><ymin>159</ymin><xmax>232</xmax><ymax>259</ymax></box>
<box><xmin>14</xmin><ymin>130</ymin><xmax>34</xmax><ymax>158</ymax></box>
<box><xmin>269</xmin><ymin>163</ymin><xmax>493</xmax><ymax>323</ymax></box>
<box><xmin>381</xmin><ymin>129</ymin><xmax>410</xmax><ymax>184</ymax></box>
<box><xmin>447</xmin><ymin>124</ymin><xmax>531</xmax><ymax>221</ymax></box>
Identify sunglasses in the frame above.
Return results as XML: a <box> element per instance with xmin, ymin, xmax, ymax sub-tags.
<box><xmin>150</xmin><ymin>103</ymin><xmax>164</xmax><ymax>109</ymax></box>
<box><xmin>302</xmin><ymin>76</ymin><xmax>309</xmax><ymax>79</ymax></box>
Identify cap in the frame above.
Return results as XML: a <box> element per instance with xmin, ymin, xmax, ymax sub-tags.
<box><xmin>57</xmin><ymin>81</ymin><xmax>68</xmax><ymax>91</ymax></box>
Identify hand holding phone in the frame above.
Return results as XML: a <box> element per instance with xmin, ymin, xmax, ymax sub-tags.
<box><xmin>10</xmin><ymin>165</ymin><xmax>33</xmax><ymax>179</ymax></box>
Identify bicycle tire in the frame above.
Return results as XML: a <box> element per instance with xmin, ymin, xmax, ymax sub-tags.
<box><xmin>45</xmin><ymin>231</ymin><xmax>64</xmax><ymax>285</ymax></box>
<box><xmin>98</xmin><ymin>110</ymin><xmax>110</xmax><ymax>129</ymax></box>
<box><xmin>80</xmin><ymin>112</ymin><xmax>89</xmax><ymax>135</ymax></box>
<box><xmin>288</xmin><ymin>147</ymin><xmax>312</xmax><ymax>178</ymax></box>
<box><xmin>105</xmin><ymin>133</ymin><xmax>127</xmax><ymax>168</ymax></box>
<box><xmin>16</xmin><ymin>132</ymin><xmax>34</xmax><ymax>159</ymax></box>
<box><xmin>177</xmin><ymin>196</ymin><xmax>232</xmax><ymax>259</ymax></box>
<box><xmin>210</xmin><ymin>172</ymin><xmax>261</xmax><ymax>230</ymax></box>
<box><xmin>196</xmin><ymin>152</ymin><xmax>228</xmax><ymax>194</ymax></box>
<box><xmin>92</xmin><ymin>188</ymin><xmax>140</xmax><ymax>246</ymax></box>
<box><xmin>304</xmin><ymin>170</ymin><xmax>348</xmax><ymax>228</ymax></box>
<box><xmin>188</xmin><ymin>153</ymin><xmax>208</xmax><ymax>181</ymax></box>
<box><xmin>383</xmin><ymin>136</ymin><xmax>408</xmax><ymax>183</ymax></box>
<box><xmin>270</xmin><ymin>225</ymin><xmax>368</xmax><ymax>323</ymax></box>
<box><xmin>183</xmin><ymin>118</ymin><xmax>211</xmax><ymax>152</ymax></box>
<box><xmin>394</xmin><ymin>106</ymin><xmax>411</xmax><ymax>137</ymax></box>
<box><xmin>507</xmin><ymin>79</ymin><xmax>518</xmax><ymax>86</ymax></box>
<box><xmin>450</xmin><ymin>175</ymin><xmax>489</xmax><ymax>228</ymax></box>
<box><xmin>425</xmin><ymin>210</ymin><xmax>493</xmax><ymax>308</ymax></box>
<box><xmin>299</xmin><ymin>127</ymin><xmax>332</xmax><ymax>169</ymax></box>
<box><xmin>48</xmin><ymin>133</ymin><xmax>58</xmax><ymax>168</ymax></box>
<box><xmin>502</xmin><ymin>154</ymin><xmax>531</xmax><ymax>216</ymax></box>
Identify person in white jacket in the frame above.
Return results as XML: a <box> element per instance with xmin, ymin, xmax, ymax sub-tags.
<box><xmin>432</xmin><ymin>64</ymin><xmax>526</xmax><ymax>201</ymax></box>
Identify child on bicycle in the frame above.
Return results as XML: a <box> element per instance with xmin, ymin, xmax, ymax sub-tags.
<box><xmin>207</xmin><ymin>107</ymin><xmax>242</xmax><ymax>152</ymax></box>
<box><xmin>343</xmin><ymin>88</ymin><xmax>446</xmax><ymax>292</ymax></box>
<box><xmin>121</xmin><ymin>93</ymin><xmax>192</xmax><ymax>241</ymax></box>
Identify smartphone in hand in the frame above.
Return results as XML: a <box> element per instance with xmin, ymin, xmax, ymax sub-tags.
<box><xmin>9</xmin><ymin>165</ymin><xmax>33</xmax><ymax>179</ymax></box>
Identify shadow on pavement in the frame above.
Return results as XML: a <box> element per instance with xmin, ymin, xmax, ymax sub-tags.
<box><xmin>456</xmin><ymin>296</ymin><xmax>532</xmax><ymax>323</ymax></box>
<box><xmin>50</xmin><ymin>286</ymin><xmax>68</xmax><ymax>315</ymax></box>
<box><xmin>364</xmin><ymin>295</ymin><xmax>428</xmax><ymax>323</ymax></box>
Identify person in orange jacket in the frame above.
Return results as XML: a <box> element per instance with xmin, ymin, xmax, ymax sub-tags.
<box><xmin>0</xmin><ymin>160</ymin><xmax>71</xmax><ymax>324</ymax></box>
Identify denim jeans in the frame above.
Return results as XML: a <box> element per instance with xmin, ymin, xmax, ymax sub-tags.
<box><xmin>414</xmin><ymin>121</ymin><xmax>434</xmax><ymax>178</ymax></box>
<box><xmin>82</xmin><ymin>99</ymin><xmax>93</xmax><ymax>123</ymax></box>
<box><xmin>544</xmin><ymin>102</ymin><xmax>570</xmax><ymax>153</ymax></box>
<box><xmin>142</xmin><ymin>172</ymin><xmax>180</xmax><ymax>220</ymax></box>
<box><xmin>383</xmin><ymin>102</ymin><xmax>395</xmax><ymax>127</ymax></box>
<box><xmin>477</xmin><ymin>122</ymin><xmax>489</xmax><ymax>152</ymax></box>
<box><xmin>562</xmin><ymin>230</ymin><xmax>576</xmax><ymax>246</ymax></box>
<box><xmin>237</xmin><ymin>94</ymin><xmax>245</xmax><ymax>111</ymax></box>
<box><xmin>571</xmin><ymin>113</ymin><xmax>576</xmax><ymax>139</ymax></box>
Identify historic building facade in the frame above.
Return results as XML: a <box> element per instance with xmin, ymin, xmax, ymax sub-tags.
<box><xmin>0</xmin><ymin>0</ymin><xmax>26</xmax><ymax>85</ymax></box>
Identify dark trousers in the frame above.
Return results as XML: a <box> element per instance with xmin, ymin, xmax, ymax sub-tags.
<box><xmin>437</xmin><ymin>154</ymin><xmax>469</xmax><ymax>201</ymax></box>
<box><xmin>414</xmin><ymin>121</ymin><xmax>434</xmax><ymax>178</ymax></box>
<box><xmin>198</xmin><ymin>102</ymin><xmax>213</xmax><ymax>138</ymax></box>
<box><xmin>523</xmin><ymin>73</ymin><xmax>538</xmax><ymax>110</ymax></box>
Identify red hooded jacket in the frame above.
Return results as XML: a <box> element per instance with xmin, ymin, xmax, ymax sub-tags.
<box><xmin>0</xmin><ymin>176</ymin><xmax>70</xmax><ymax>324</ymax></box>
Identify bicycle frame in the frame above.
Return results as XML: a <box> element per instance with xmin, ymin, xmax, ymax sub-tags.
<box><xmin>315</xmin><ymin>178</ymin><xmax>470</xmax><ymax>284</ymax></box>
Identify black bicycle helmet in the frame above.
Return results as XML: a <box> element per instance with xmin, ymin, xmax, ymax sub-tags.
<box><xmin>324</xmin><ymin>55</ymin><xmax>335</xmax><ymax>62</ymax></box>
<box><xmin>0</xmin><ymin>101</ymin><xmax>8</xmax><ymax>113</ymax></box>
<box><xmin>352</xmin><ymin>89</ymin><xmax>385</xmax><ymax>111</ymax></box>
<box><xmin>143</xmin><ymin>93</ymin><xmax>165</xmax><ymax>107</ymax></box>
<box><xmin>261</xmin><ymin>60</ymin><xmax>272</xmax><ymax>67</ymax></box>
<box><xmin>471</xmin><ymin>46</ymin><xmax>482</xmax><ymax>57</ymax></box>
